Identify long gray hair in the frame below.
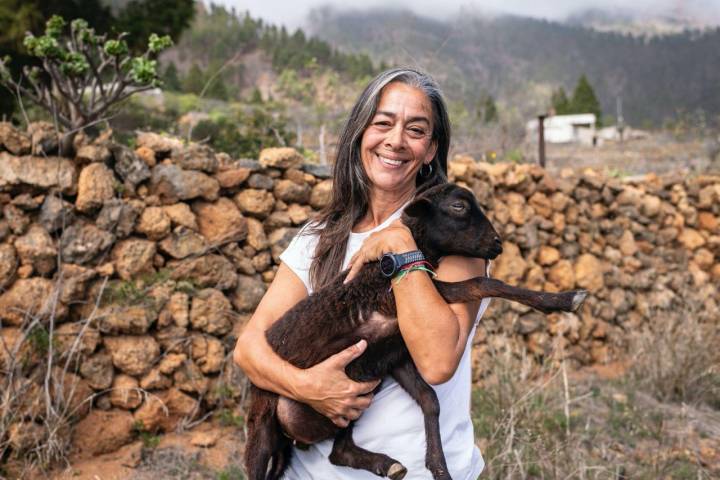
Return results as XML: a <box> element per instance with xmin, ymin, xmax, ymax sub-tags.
<box><xmin>308</xmin><ymin>67</ymin><xmax>451</xmax><ymax>290</ymax></box>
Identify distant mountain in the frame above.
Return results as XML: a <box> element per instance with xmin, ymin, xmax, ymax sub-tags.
<box><xmin>307</xmin><ymin>7</ymin><xmax>720</xmax><ymax>126</ymax></box>
<box><xmin>566</xmin><ymin>7</ymin><xmax>717</xmax><ymax>37</ymax></box>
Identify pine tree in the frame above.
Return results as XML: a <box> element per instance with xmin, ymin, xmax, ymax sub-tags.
<box><xmin>480</xmin><ymin>94</ymin><xmax>498</xmax><ymax>123</ymax></box>
<box><xmin>163</xmin><ymin>62</ymin><xmax>181</xmax><ymax>91</ymax></box>
<box><xmin>183</xmin><ymin>64</ymin><xmax>205</xmax><ymax>94</ymax></box>
<box><xmin>551</xmin><ymin>87</ymin><xmax>571</xmax><ymax>115</ymax></box>
<box><xmin>570</xmin><ymin>74</ymin><xmax>602</xmax><ymax>125</ymax></box>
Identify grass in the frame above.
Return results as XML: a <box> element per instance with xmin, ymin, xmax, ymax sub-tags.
<box><xmin>472</xmin><ymin>335</ymin><xmax>719</xmax><ymax>479</ymax></box>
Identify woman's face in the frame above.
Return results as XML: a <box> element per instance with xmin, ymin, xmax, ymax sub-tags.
<box><xmin>360</xmin><ymin>82</ymin><xmax>437</xmax><ymax>198</ymax></box>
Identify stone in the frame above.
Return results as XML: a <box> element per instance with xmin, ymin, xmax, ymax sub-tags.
<box><xmin>0</xmin><ymin>278</ymin><xmax>63</xmax><ymax>325</ymax></box>
<box><xmin>112</xmin><ymin>144</ymin><xmax>151</xmax><ymax>188</ymax></box>
<box><xmin>158</xmin><ymin>353</ymin><xmax>187</xmax><ymax>375</ymax></box>
<box><xmin>167</xmin><ymin>254</ymin><xmax>237</xmax><ymax>290</ymax></box>
<box><xmin>140</xmin><ymin>368</ymin><xmax>172</xmax><ymax>390</ymax></box>
<box><xmin>112</xmin><ymin>238</ymin><xmax>156</xmax><ymax>280</ymax></box>
<box><xmin>14</xmin><ymin>224</ymin><xmax>57</xmax><ymax>275</ymax></box>
<box><xmin>698</xmin><ymin>212</ymin><xmax>718</xmax><ymax>233</ymax></box>
<box><xmin>264</xmin><ymin>210</ymin><xmax>292</xmax><ymax>229</ymax></box>
<box><xmin>310</xmin><ymin>179</ymin><xmax>333</xmax><ymax>209</ymax></box>
<box><xmin>190</xmin><ymin>430</ymin><xmax>219</xmax><ymax>448</ymax></box>
<box><xmin>11</xmin><ymin>192</ymin><xmax>43</xmax><ymax>210</ymax></box>
<box><xmin>3</xmin><ymin>204</ymin><xmax>29</xmax><ymax>234</ymax></box>
<box><xmin>38</xmin><ymin>195</ymin><xmax>75</xmax><ymax>233</ymax></box>
<box><xmin>678</xmin><ymin>228</ymin><xmax>706</xmax><ymax>250</ymax></box>
<box><xmin>72</xmin><ymin>409</ymin><xmax>135</xmax><ymax>455</ymax></box>
<box><xmin>136</xmin><ymin>131</ymin><xmax>184</xmax><ymax>156</ymax></box>
<box><xmin>515</xmin><ymin>312</ymin><xmax>545</xmax><ymax>334</ymax></box>
<box><xmin>528</xmin><ymin>192</ymin><xmax>552</xmax><ymax>218</ymax></box>
<box><xmin>247</xmin><ymin>173</ymin><xmax>275</xmax><ymax>190</ymax></box>
<box><xmin>618</xmin><ymin>229</ymin><xmax>638</xmax><ymax>256</ymax></box>
<box><xmin>158</xmin><ymin>226</ymin><xmax>208</xmax><ymax>259</ymax></box>
<box><xmin>234</xmin><ymin>189</ymin><xmax>275</xmax><ymax>218</ymax></box>
<box><xmin>136</xmin><ymin>206</ymin><xmax>171</xmax><ymax>240</ymax></box>
<box><xmin>150</xmin><ymin>164</ymin><xmax>220</xmax><ymax>204</ymax></box>
<box><xmin>548</xmin><ymin>259</ymin><xmax>575</xmax><ymax>291</ymax></box>
<box><xmin>0</xmin><ymin>328</ymin><xmax>28</xmax><ymax>370</ymax></box>
<box><xmin>96</xmin><ymin>199</ymin><xmax>143</xmax><ymax>238</ymax></box>
<box><xmin>550</xmin><ymin>192</ymin><xmax>570</xmax><ymax>212</ymax></box>
<box><xmin>76</xmin><ymin>144</ymin><xmax>111</xmax><ymax>163</ymax></box>
<box><xmin>171</xmin><ymin>143</ymin><xmax>218</xmax><ymax>172</ymax></box>
<box><xmin>173</xmin><ymin>361</ymin><xmax>209</xmax><ymax>394</ymax></box>
<box><xmin>214</xmin><ymin>167</ymin><xmax>250</xmax><ymax>189</ymax></box>
<box><xmin>0</xmin><ymin>153</ymin><xmax>77</xmax><ymax>194</ymax></box>
<box><xmin>287</xmin><ymin>203</ymin><xmax>310</xmax><ymax>224</ymax></box>
<box><xmin>110</xmin><ymin>374</ymin><xmax>143</xmax><ymax>409</ymax></box>
<box><xmin>190</xmin><ymin>288</ymin><xmax>233</xmax><ymax>335</ymax></box>
<box><xmin>492</xmin><ymin>242</ymin><xmax>527</xmax><ymax>284</ymax></box>
<box><xmin>54</xmin><ymin>322</ymin><xmax>100</xmax><ymax>356</ymax></box>
<box><xmin>155</xmin><ymin>326</ymin><xmax>188</xmax><ymax>353</ymax></box>
<box><xmin>189</xmin><ymin>334</ymin><xmax>225</xmax><ymax>374</ymax></box>
<box><xmin>574</xmin><ymin>254</ymin><xmax>604</xmax><ymax>291</ymax></box>
<box><xmin>104</xmin><ymin>335</ymin><xmax>160</xmax><ymax>376</ymax></box>
<box><xmin>640</xmin><ymin>194</ymin><xmax>661</xmax><ymax>217</ymax></box>
<box><xmin>0</xmin><ymin>243</ymin><xmax>17</xmax><ymax>288</ymax></box>
<box><xmin>0</xmin><ymin>122</ymin><xmax>31</xmax><ymax>154</ymax></box>
<box><xmin>246</xmin><ymin>217</ymin><xmax>269</xmax><ymax>250</ymax></box>
<box><xmin>133</xmin><ymin>388</ymin><xmax>198</xmax><ymax>433</ymax></box>
<box><xmin>97</xmin><ymin>305</ymin><xmax>154</xmax><ymax>334</ymax></box>
<box><xmin>135</xmin><ymin>145</ymin><xmax>156</xmax><ymax>167</ymax></box>
<box><xmin>80</xmin><ymin>351</ymin><xmax>114</xmax><ymax>390</ymax></box>
<box><xmin>537</xmin><ymin>245</ymin><xmax>560</xmax><ymax>266</ymax></box>
<box><xmin>230</xmin><ymin>274</ymin><xmax>267</xmax><ymax>313</ymax></box>
<box><xmin>693</xmin><ymin>248</ymin><xmax>715</xmax><ymax>270</ymax></box>
<box><xmin>274</xmin><ymin>179</ymin><xmax>311</xmax><ymax>204</ymax></box>
<box><xmin>8</xmin><ymin>421</ymin><xmax>45</xmax><ymax>452</ymax></box>
<box><xmin>258</xmin><ymin>147</ymin><xmax>303</xmax><ymax>169</ymax></box>
<box><xmin>163</xmin><ymin>203</ymin><xmax>198</xmax><ymax>230</ymax></box>
<box><xmin>60</xmin><ymin>222</ymin><xmax>115</xmax><ymax>264</ymax></box>
<box><xmin>698</xmin><ymin>184</ymin><xmax>720</xmax><ymax>209</ymax></box>
<box><xmin>27</xmin><ymin>121</ymin><xmax>58</xmax><ymax>155</ymax></box>
<box><xmin>76</xmin><ymin>162</ymin><xmax>116</xmax><ymax>212</ymax></box>
<box><xmin>269</xmin><ymin>227</ymin><xmax>298</xmax><ymax>263</ymax></box>
<box><xmin>251</xmin><ymin>251</ymin><xmax>272</xmax><ymax>272</ymax></box>
<box><xmin>193</xmin><ymin>198</ymin><xmax>247</xmax><ymax>245</ymax></box>
<box><xmin>52</xmin><ymin>369</ymin><xmax>93</xmax><ymax>419</ymax></box>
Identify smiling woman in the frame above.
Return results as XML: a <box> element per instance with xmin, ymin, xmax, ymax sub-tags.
<box><xmin>234</xmin><ymin>68</ymin><xmax>489</xmax><ymax>479</ymax></box>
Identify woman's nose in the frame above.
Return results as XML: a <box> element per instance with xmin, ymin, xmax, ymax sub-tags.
<box><xmin>384</xmin><ymin>124</ymin><xmax>405</xmax><ymax>149</ymax></box>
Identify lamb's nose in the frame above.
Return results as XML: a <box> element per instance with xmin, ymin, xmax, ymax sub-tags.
<box><xmin>493</xmin><ymin>236</ymin><xmax>502</xmax><ymax>247</ymax></box>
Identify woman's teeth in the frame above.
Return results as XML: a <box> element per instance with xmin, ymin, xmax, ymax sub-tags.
<box><xmin>378</xmin><ymin>155</ymin><xmax>403</xmax><ymax>167</ymax></box>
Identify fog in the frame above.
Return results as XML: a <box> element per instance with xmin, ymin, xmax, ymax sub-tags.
<box><xmin>214</xmin><ymin>0</ymin><xmax>720</xmax><ymax>29</ymax></box>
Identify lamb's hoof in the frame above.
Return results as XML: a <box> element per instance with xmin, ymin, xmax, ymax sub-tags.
<box><xmin>388</xmin><ymin>462</ymin><xmax>407</xmax><ymax>480</ymax></box>
<box><xmin>571</xmin><ymin>290</ymin><xmax>588</xmax><ymax>311</ymax></box>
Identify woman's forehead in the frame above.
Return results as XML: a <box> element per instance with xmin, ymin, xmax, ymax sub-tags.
<box><xmin>376</xmin><ymin>83</ymin><xmax>433</xmax><ymax>120</ymax></box>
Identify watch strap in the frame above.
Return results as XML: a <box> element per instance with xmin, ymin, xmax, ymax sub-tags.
<box><xmin>395</xmin><ymin>250</ymin><xmax>425</xmax><ymax>269</ymax></box>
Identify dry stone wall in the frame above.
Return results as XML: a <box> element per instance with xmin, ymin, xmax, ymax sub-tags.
<box><xmin>0</xmin><ymin>123</ymin><xmax>718</xmax><ymax>458</ymax></box>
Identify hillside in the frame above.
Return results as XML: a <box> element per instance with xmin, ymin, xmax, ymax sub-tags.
<box><xmin>307</xmin><ymin>7</ymin><xmax>720</xmax><ymax>127</ymax></box>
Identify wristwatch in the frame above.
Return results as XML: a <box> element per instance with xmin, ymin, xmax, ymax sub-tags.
<box><xmin>380</xmin><ymin>250</ymin><xmax>426</xmax><ymax>278</ymax></box>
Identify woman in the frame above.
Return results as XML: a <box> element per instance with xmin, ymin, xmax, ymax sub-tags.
<box><xmin>234</xmin><ymin>68</ymin><xmax>490</xmax><ymax>479</ymax></box>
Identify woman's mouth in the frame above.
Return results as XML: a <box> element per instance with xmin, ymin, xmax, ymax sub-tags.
<box><xmin>376</xmin><ymin>154</ymin><xmax>407</xmax><ymax>168</ymax></box>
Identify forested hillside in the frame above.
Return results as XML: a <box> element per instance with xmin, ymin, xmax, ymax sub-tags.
<box><xmin>308</xmin><ymin>7</ymin><xmax>720</xmax><ymax>126</ymax></box>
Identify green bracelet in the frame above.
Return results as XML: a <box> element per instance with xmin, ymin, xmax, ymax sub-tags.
<box><xmin>392</xmin><ymin>264</ymin><xmax>437</xmax><ymax>285</ymax></box>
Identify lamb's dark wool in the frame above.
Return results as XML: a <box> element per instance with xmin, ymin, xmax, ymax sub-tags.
<box><xmin>244</xmin><ymin>182</ymin><xmax>587</xmax><ymax>480</ymax></box>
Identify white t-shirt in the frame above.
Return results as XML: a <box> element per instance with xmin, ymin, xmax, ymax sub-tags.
<box><xmin>279</xmin><ymin>205</ymin><xmax>490</xmax><ymax>480</ymax></box>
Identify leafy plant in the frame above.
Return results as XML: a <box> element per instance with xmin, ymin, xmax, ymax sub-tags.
<box><xmin>0</xmin><ymin>15</ymin><xmax>172</xmax><ymax>155</ymax></box>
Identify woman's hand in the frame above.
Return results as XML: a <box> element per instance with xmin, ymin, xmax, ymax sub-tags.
<box><xmin>295</xmin><ymin>339</ymin><xmax>381</xmax><ymax>427</ymax></box>
<box><xmin>344</xmin><ymin>220</ymin><xmax>418</xmax><ymax>283</ymax></box>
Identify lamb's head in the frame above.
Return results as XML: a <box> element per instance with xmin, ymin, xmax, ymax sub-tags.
<box><xmin>402</xmin><ymin>183</ymin><xmax>503</xmax><ymax>264</ymax></box>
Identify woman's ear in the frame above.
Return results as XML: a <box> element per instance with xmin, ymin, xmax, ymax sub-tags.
<box><xmin>424</xmin><ymin>140</ymin><xmax>438</xmax><ymax>164</ymax></box>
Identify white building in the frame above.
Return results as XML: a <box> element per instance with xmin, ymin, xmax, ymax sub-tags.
<box><xmin>526</xmin><ymin>113</ymin><xmax>597</xmax><ymax>145</ymax></box>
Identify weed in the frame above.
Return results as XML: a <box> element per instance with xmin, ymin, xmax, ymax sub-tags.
<box><xmin>216</xmin><ymin>408</ymin><xmax>244</xmax><ymax>428</ymax></box>
<box><xmin>216</xmin><ymin>464</ymin><xmax>245</xmax><ymax>480</ymax></box>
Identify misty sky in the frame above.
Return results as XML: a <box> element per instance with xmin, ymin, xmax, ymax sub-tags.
<box><xmin>216</xmin><ymin>0</ymin><xmax>720</xmax><ymax>29</ymax></box>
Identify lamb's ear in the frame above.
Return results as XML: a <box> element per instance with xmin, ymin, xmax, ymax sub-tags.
<box><xmin>404</xmin><ymin>197</ymin><xmax>433</xmax><ymax>218</ymax></box>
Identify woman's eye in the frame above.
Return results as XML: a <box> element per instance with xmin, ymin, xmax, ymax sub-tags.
<box><xmin>373</xmin><ymin>121</ymin><xmax>391</xmax><ymax>127</ymax></box>
<box><xmin>407</xmin><ymin>127</ymin><xmax>427</xmax><ymax>138</ymax></box>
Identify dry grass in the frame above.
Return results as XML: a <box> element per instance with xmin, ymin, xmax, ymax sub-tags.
<box><xmin>473</xmin><ymin>329</ymin><xmax>720</xmax><ymax>480</ymax></box>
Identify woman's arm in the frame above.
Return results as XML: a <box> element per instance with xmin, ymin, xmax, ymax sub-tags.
<box><xmin>233</xmin><ymin>262</ymin><xmax>379</xmax><ymax>427</ymax></box>
<box><xmin>345</xmin><ymin>221</ymin><xmax>486</xmax><ymax>385</ymax></box>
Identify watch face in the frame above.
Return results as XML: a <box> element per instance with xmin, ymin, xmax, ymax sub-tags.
<box><xmin>380</xmin><ymin>255</ymin><xmax>396</xmax><ymax>277</ymax></box>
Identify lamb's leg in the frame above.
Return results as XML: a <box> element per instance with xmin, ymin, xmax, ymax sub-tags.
<box><xmin>267</xmin><ymin>438</ymin><xmax>292</xmax><ymax>480</ymax></box>
<box><xmin>329</xmin><ymin>425</ymin><xmax>407</xmax><ymax>479</ymax></box>
<box><xmin>434</xmin><ymin>276</ymin><xmax>587</xmax><ymax>314</ymax></box>
<box><xmin>245</xmin><ymin>386</ymin><xmax>283</xmax><ymax>480</ymax></box>
<box><xmin>392</xmin><ymin>362</ymin><xmax>451</xmax><ymax>480</ymax></box>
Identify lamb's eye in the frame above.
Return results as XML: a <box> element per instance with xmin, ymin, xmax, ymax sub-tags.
<box><xmin>451</xmin><ymin>202</ymin><xmax>466</xmax><ymax>212</ymax></box>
